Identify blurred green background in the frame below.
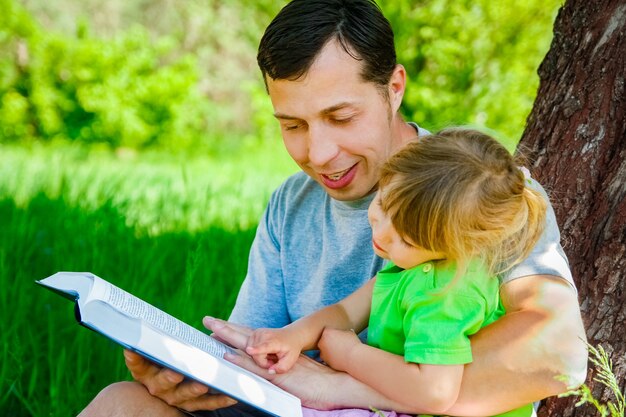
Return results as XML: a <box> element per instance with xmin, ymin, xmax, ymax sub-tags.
<box><xmin>0</xmin><ymin>0</ymin><xmax>561</xmax><ymax>415</ymax></box>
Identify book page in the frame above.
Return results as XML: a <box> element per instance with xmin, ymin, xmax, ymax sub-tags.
<box><xmin>92</xmin><ymin>277</ymin><xmax>235</xmax><ymax>358</ymax></box>
<box><xmin>39</xmin><ymin>272</ymin><xmax>303</xmax><ymax>417</ymax></box>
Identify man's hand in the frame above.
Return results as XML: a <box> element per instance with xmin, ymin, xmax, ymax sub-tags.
<box><xmin>123</xmin><ymin>350</ymin><xmax>238</xmax><ymax>412</ymax></box>
<box><xmin>205</xmin><ymin>317</ymin><xmax>419</xmax><ymax>413</ymax></box>
<box><xmin>205</xmin><ymin>317</ymin><xmax>339</xmax><ymax>409</ymax></box>
<box><xmin>244</xmin><ymin>327</ymin><xmax>303</xmax><ymax>374</ymax></box>
<box><xmin>318</xmin><ymin>328</ymin><xmax>361</xmax><ymax>372</ymax></box>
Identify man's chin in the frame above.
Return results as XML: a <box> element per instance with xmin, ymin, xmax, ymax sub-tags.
<box><xmin>324</xmin><ymin>185</ymin><xmax>373</xmax><ymax>202</ymax></box>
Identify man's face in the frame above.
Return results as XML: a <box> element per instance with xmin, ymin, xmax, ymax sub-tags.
<box><xmin>266</xmin><ymin>40</ymin><xmax>404</xmax><ymax>201</ymax></box>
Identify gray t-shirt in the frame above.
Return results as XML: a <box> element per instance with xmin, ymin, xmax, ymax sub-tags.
<box><xmin>230</xmin><ymin>143</ymin><xmax>574</xmax><ymax>328</ymax></box>
<box><xmin>230</xmin><ymin>170</ymin><xmax>384</xmax><ymax>328</ymax></box>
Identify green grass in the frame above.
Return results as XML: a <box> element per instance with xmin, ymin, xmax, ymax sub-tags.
<box><xmin>0</xmin><ymin>132</ymin><xmax>527</xmax><ymax>416</ymax></box>
<box><xmin>0</xmin><ymin>141</ymin><xmax>297</xmax><ymax>416</ymax></box>
<box><xmin>560</xmin><ymin>343</ymin><xmax>625</xmax><ymax>417</ymax></box>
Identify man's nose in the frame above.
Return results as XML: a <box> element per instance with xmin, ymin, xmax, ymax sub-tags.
<box><xmin>307</xmin><ymin>124</ymin><xmax>340</xmax><ymax>167</ymax></box>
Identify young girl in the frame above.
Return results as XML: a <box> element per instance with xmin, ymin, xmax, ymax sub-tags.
<box><xmin>245</xmin><ymin>128</ymin><xmax>547</xmax><ymax>417</ymax></box>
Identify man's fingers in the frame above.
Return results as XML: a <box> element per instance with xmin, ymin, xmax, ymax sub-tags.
<box><xmin>124</xmin><ymin>350</ymin><xmax>148</xmax><ymax>371</ymax></box>
<box><xmin>176</xmin><ymin>392</ymin><xmax>238</xmax><ymax>412</ymax></box>
<box><xmin>203</xmin><ymin>317</ymin><xmax>251</xmax><ymax>351</ymax></box>
<box><xmin>123</xmin><ymin>349</ymin><xmax>143</xmax><ymax>364</ymax></box>
<box><xmin>124</xmin><ymin>350</ymin><xmax>160</xmax><ymax>381</ymax></box>
<box><xmin>124</xmin><ymin>351</ymin><xmax>186</xmax><ymax>396</ymax></box>
<box><xmin>139</xmin><ymin>367</ymin><xmax>184</xmax><ymax>399</ymax></box>
<box><xmin>223</xmin><ymin>352</ymin><xmax>278</xmax><ymax>381</ymax></box>
<box><xmin>148</xmin><ymin>377</ymin><xmax>214</xmax><ymax>408</ymax></box>
<box><xmin>203</xmin><ymin>317</ymin><xmax>251</xmax><ymax>335</ymax></box>
<box><xmin>155</xmin><ymin>368</ymin><xmax>185</xmax><ymax>389</ymax></box>
<box><xmin>124</xmin><ymin>350</ymin><xmax>183</xmax><ymax>388</ymax></box>
<box><xmin>122</xmin><ymin>348</ymin><xmax>238</xmax><ymax>412</ymax></box>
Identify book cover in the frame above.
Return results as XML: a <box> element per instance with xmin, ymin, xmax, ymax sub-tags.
<box><xmin>37</xmin><ymin>271</ymin><xmax>302</xmax><ymax>417</ymax></box>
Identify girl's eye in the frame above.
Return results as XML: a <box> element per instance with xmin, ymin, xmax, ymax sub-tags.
<box><xmin>375</xmin><ymin>193</ymin><xmax>385</xmax><ymax>209</ymax></box>
<box><xmin>400</xmin><ymin>237</ymin><xmax>413</xmax><ymax>248</ymax></box>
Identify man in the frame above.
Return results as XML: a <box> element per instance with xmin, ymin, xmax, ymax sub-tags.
<box><xmin>79</xmin><ymin>1</ymin><xmax>587</xmax><ymax>416</ymax></box>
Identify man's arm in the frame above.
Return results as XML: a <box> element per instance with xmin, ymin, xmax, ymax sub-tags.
<box><xmin>212</xmin><ymin>275</ymin><xmax>588</xmax><ymax>416</ymax></box>
<box><xmin>208</xmin><ymin>318</ymin><xmax>422</xmax><ymax>413</ymax></box>
<box><xmin>445</xmin><ymin>274</ymin><xmax>588</xmax><ymax>415</ymax></box>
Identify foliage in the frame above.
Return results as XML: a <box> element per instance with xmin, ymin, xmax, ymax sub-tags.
<box><xmin>382</xmin><ymin>0</ymin><xmax>561</xmax><ymax>147</ymax></box>
<box><xmin>0</xmin><ymin>141</ymin><xmax>295</xmax><ymax>233</ymax></box>
<box><xmin>0</xmin><ymin>141</ymin><xmax>295</xmax><ymax>416</ymax></box>
<box><xmin>1</xmin><ymin>0</ymin><xmax>560</xmax><ymax>152</ymax></box>
<box><xmin>560</xmin><ymin>343</ymin><xmax>625</xmax><ymax>417</ymax></box>
<box><xmin>0</xmin><ymin>2</ymin><xmax>214</xmax><ymax>149</ymax></box>
<box><xmin>1</xmin><ymin>196</ymin><xmax>255</xmax><ymax>416</ymax></box>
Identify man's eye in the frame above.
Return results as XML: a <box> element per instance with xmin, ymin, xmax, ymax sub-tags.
<box><xmin>332</xmin><ymin>117</ymin><xmax>353</xmax><ymax>124</ymax></box>
<box><xmin>284</xmin><ymin>124</ymin><xmax>300</xmax><ymax>131</ymax></box>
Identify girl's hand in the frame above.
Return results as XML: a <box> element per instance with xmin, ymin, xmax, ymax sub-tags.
<box><xmin>244</xmin><ymin>327</ymin><xmax>302</xmax><ymax>374</ymax></box>
<box><xmin>318</xmin><ymin>327</ymin><xmax>361</xmax><ymax>372</ymax></box>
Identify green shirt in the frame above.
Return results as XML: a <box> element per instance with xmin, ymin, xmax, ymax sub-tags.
<box><xmin>367</xmin><ymin>260</ymin><xmax>532</xmax><ymax>417</ymax></box>
<box><xmin>368</xmin><ymin>259</ymin><xmax>504</xmax><ymax>365</ymax></box>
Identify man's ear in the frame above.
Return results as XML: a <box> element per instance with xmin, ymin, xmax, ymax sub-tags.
<box><xmin>388</xmin><ymin>64</ymin><xmax>407</xmax><ymax>112</ymax></box>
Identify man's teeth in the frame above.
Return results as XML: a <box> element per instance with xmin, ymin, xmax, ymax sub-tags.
<box><xmin>327</xmin><ymin>168</ymin><xmax>350</xmax><ymax>181</ymax></box>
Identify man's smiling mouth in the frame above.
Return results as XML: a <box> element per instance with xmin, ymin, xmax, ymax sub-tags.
<box><xmin>323</xmin><ymin>167</ymin><xmax>352</xmax><ymax>181</ymax></box>
<box><xmin>319</xmin><ymin>163</ymin><xmax>358</xmax><ymax>190</ymax></box>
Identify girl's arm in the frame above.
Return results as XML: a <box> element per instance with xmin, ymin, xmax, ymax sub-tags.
<box><xmin>246</xmin><ymin>277</ymin><xmax>376</xmax><ymax>373</ymax></box>
<box><xmin>318</xmin><ymin>328</ymin><xmax>464</xmax><ymax>414</ymax></box>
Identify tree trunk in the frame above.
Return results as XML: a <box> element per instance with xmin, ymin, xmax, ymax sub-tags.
<box><xmin>517</xmin><ymin>0</ymin><xmax>626</xmax><ymax>415</ymax></box>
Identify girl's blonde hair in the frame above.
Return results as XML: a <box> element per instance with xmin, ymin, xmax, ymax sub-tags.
<box><xmin>379</xmin><ymin>128</ymin><xmax>547</xmax><ymax>275</ymax></box>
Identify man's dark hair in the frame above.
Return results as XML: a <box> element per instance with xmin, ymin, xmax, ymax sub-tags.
<box><xmin>257</xmin><ymin>0</ymin><xmax>396</xmax><ymax>89</ymax></box>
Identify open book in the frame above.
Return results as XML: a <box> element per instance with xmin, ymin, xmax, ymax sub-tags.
<box><xmin>37</xmin><ymin>271</ymin><xmax>302</xmax><ymax>417</ymax></box>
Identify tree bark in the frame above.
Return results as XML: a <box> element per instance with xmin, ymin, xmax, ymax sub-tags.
<box><xmin>517</xmin><ymin>0</ymin><xmax>626</xmax><ymax>415</ymax></box>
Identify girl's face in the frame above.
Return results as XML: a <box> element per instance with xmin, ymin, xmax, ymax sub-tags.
<box><xmin>367</xmin><ymin>189</ymin><xmax>445</xmax><ymax>269</ymax></box>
